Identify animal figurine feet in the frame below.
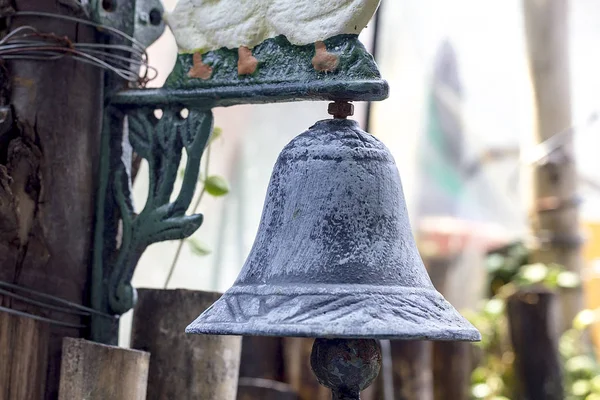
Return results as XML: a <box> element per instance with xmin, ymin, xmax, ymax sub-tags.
<box><xmin>238</xmin><ymin>46</ymin><xmax>259</xmax><ymax>75</ymax></box>
<box><xmin>312</xmin><ymin>41</ymin><xmax>339</xmax><ymax>72</ymax></box>
<box><xmin>188</xmin><ymin>53</ymin><xmax>213</xmax><ymax>80</ymax></box>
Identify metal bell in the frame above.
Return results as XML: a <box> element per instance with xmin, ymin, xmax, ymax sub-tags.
<box><xmin>187</xmin><ymin>119</ymin><xmax>480</xmax><ymax>342</ymax></box>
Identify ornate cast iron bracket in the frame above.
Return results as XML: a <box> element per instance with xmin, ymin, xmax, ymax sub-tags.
<box><xmin>109</xmin><ymin>107</ymin><xmax>212</xmax><ymax>315</ymax></box>
<box><xmin>92</xmin><ymin>104</ymin><xmax>213</xmax><ymax>343</ymax></box>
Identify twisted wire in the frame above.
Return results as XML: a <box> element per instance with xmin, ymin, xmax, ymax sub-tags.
<box><xmin>0</xmin><ymin>280</ymin><xmax>117</xmax><ymax>329</ymax></box>
<box><xmin>0</xmin><ymin>12</ymin><xmax>158</xmax><ymax>86</ymax></box>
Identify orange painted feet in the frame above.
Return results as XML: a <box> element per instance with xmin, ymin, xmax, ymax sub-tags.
<box><xmin>188</xmin><ymin>53</ymin><xmax>213</xmax><ymax>80</ymax></box>
<box><xmin>237</xmin><ymin>46</ymin><xmax>259</xmax><ymax>76</ymax></box>
<box><xmin>312</xmin><ymin>41</ymin><xmax>339</xmax><ymax>73</ymax></box>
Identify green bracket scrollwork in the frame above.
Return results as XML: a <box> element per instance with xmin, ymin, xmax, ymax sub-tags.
<box><xmin>92</xmin><ymin>105</ymin><xmax>213</xmax><ymax>344</ymax></box>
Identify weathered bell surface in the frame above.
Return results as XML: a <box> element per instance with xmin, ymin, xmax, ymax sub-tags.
<box><xmin>187</xmin><ymin>119</ymin><xmax>480</xmax><ymax>342</ymax></box>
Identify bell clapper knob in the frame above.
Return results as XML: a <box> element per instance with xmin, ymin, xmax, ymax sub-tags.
<box><xmin>310</xmin><ymin>338</ymin><xmax>382</xmax><ymax>400</ymax></box>
<box><xmin>328</xmin><ymin>101</ymin><xmax>355</xmax><ymax>119</ymax></box>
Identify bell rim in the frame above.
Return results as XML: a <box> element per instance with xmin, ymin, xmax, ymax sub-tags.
<box><xmin>185</xmin><ymin>284</ymin><xmax>481</xmax><ymax>342</ymax></box>
<box><xmin>185</xmin><ymin>322</ymin><xmax>481</xmax><ymax>342</ymax></box>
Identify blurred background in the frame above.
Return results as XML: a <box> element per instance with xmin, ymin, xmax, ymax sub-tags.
<box><xmin>120</xmin><ymin>0</ymin><xmax>600</xmax><ymax>343</ymax></box>
<box><xmin>116</xmin><ymin>0</ymin><xmax>600</xmax><ymax>398</ymax></box>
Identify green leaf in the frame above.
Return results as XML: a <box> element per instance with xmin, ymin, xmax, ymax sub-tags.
<box><xmin>209</xmin><ymin>126</ymin><xmax>223</xmax><ymax>144</ymax></box>
<box><xmin>572</xmin><ymin>380</ymin><xmax>592</xmax><ymax>397</ymax></box>
<box><xmin>487</xmin><ymin>254</ymin><xmax>506</xmax><ymax>272</ymax></box>
<box><xmin>205</xmin><ymin>175</ymin><xmax>230</xmax><ymax>197</ymax></box>
<box><xmin>484</xmin><ymin>298</ymin><xmax>505</xmax><ymax>317</ymax></box>
<box><xmin>187</xmin><ymin>238</ymin><xmax>212</xmax><ymax>256</ymax></box>
<box><xmin>590</xmin><ymin>375</ymin><xmax>600</xmax><ymax>392</ymax></box>
<box><xmin>573</xmin><ymin>309</ymin><xmax>597</xmax><ymax>331</ymax></box>
<box><xmin>566</xmin><ymin>355</ymin><xmax>596</xmax><ymax>379</ymax></box>
<box><xmin>519</xmin><ymin>263</ymin><xmax>549</xmax><ymax>284</ymax></box>
<box><xmin>557</xmin><ymin>271</ymin><xmax>581</xmax><ymax>289</ymax></box>
<box><xmin>471</xmin><ymin>367</ymin><xmax>488</xmax><ymax>384</ymax></box>
<box><xmin>471</xmin><ymin>383</ymin><xmax>492</xmax><ymax>399</ymax></box>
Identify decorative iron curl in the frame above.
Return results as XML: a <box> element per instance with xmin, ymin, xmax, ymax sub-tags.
<box><xmin>106</xmin><ymin>107</ymin><xmax>213</xmax><ymax>315</ymax></box>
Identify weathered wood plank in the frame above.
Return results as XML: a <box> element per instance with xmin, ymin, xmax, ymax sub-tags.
<box><xmin>390</xmin><ymin>340</ymin><xmax>433</xmax><ymax>400</ymax></box>
<box><xmin>240</xmin><ymin>336</ymin><xmax>285</xmax><ymax>381</ymax></box>
<box><xmin>425</xmin><ymin>255</ymin><xmax>474</xmax><ymax>400</ymax></box>
<box><xmin>283</xmin><ymin>337</ymin><xmax>331</xmax><ymax>400</ymax></box>
<box><xmin>237</xmin><ymin>377</ymin><xmax>298</xmax><ymax>400</ymax></box>
<box><xmin>0</xmin><ymin>1</ymin><xmax>103</xmax><ymax>397</ymax></box>
<box><xmin>432</xmin><ymin>342</ymin><xmax>472</xmax><ymax>400</ymax></box>
<box><xmin>0</xmin><ymin>312</ymin><xmax>49</xmax><ymax>400</ymax></box>
<box><xmin>58</xmin><ymin>338</ymin><xmax>149</xmax><ymax>400</ymax></box>
<box><xmin>283</xmin><ymin>337</ymin><xmax>376</xmax><ymax>400</ymax></box>
<box><xmin>507</xmin><ymin>289</ymin><xmax>563</xmax><ymax>400</ymax></box>
<box><xmin>522</xmin><ymin>0</ymin><xmax>583</xmax><ymax>330</ymax></box>
<box><xmin>130</xmin><ymin>289</ymin><xmax>242</xmax><ymax>400</ymax></box>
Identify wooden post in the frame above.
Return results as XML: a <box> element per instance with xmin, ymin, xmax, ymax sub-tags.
<box><xmin>507</xmin><ymin>289</ymin><xmax>563</xmax><ymax>400</ymax></box>
<box><xmin>238</xmin><ymin>336</ymin><xmax>294</xmax><ymax>400</ymax></box>
<box><xmin>0</xmin><ymin>313</ymin><xmax>49</xmax><ymax>400</ymax></box>
<box><xmin>390</xmin><ymin>341</ymin><xmax>433</xmax><ymax>400</ymax></box>
<box><xmin>432</xmin><ymin>342</ymin><xmax>472</xmax><ymax>400</ymax></box>
<box><xmin>237</xmin><ymin>378</ymin><xmax>299</xmax><ymax>400</ymax></box>
<box><xmin>283</xmin><ymin>337</ymin><xmax>376</xmax><ymax>400</ymax></box>
<box><xmin>58</xmin><ymin>338</ymin><xmax>149</xmax><ymax>400</ymax></box>
<box><xmin>0</xmin><ymin>2</ymin><xmax>103</xmax><ymax>398</ymax></box>
<box><xmin>283</xmin><ymin>338</ymin><xmax>332</xmax><ymax>400</ymax></box>
<box><xmin>423</xmin><ymin>255</ymin><xmax>472</xmax><ymax>400</ymax></box>
<box><xmin>522</xmin><ymin>0</ymin><xmax>583</xmax><ymax>329</ymax></box>
<box><xmin>240</xmin><ymin>336</ymin><xmax>285</xmax><ymax>382</ymax></box>
<box><xmin>130</xmin><ymin>289</ymin><xmax>242</xmax><ymax>400</ymax></box>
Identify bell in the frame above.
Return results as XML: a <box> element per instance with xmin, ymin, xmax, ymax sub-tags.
<box><xmin>187</xmin><ymin>118</ymin><xmax>480</xmax><ymax>342</ymax></box>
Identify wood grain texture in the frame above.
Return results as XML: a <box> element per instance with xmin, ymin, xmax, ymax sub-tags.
<box><xmin>237</xmin><ymin>377</ymin><xmax>298</xmax><ymax>400</ymax></box>
<box><xmin>507</xmin><ymin>290</ymin><xmax>564</xmax><ymax>400</ymax></box>
<box><xmin>0</xmin><ymin>313</ymin><xmax>49</xmax><ymax>400</ymax></box>
<box><xmin>239</xmin><ymin>336</ymin><xmax>285</xmax><ymax>382</ymax></box>
<box><xmin>390</xmin><ymin>341</ymin><xmax>433</xmax><ymax>400</ymax></box>
<box><xmin>283</xmin><ymin>337</ymin><xmax>330</xmax><ymax>400</ymax></box>
<box><xmin>282</xmin><ymin>338</ymin><xmax>377</xmax><ymax>400</ymax></box>
<box><xmin>432</xmin><ymin>342</ymin><xmax>472</xmax><ymax>400</ymax></box>
<box><xmin>58</xmin><ymin>338</ymin><xmax>149</xmax><ymax>400</ymax></box>
<box><xmin>130</xmin><ymin>289</ymin><xmax>241</xmax><ymax>400</ymax></box>
<box><xmin>522</xmin><ymin>0</ymin><xmax>583</xmax><ymax>330</ymax></box>
<box><xmin>0</xmin><ymin>1</ymin><xmax>103</xmax><ymax>398</ymax></box>
<box><xmin>423</xmin><ymin>254</ymin><xmax>475</xmax><ymax>400</ymax></box>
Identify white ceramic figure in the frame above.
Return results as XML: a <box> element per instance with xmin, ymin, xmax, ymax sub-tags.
<box><xmin>267</xmin><ymin>0</ymin><xmax>381</xmax><ymax>71</ymax></box>
<box><xmin>166</xmin><ymin>0</ymin><xmax>381</xmax><ymax>76</ymax></box>
<box><xmin>166</xmin><ymin>0</ymin><xmax>273</xmax><ymax>76</ymax></box>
